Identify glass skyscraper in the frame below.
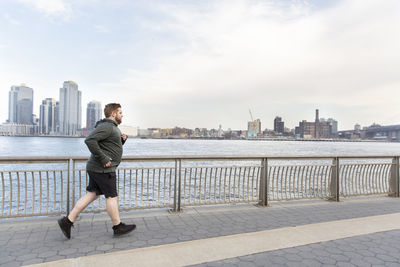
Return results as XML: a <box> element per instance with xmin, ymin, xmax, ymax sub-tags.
<box><xmin>59</xmin><ymin>81</ymin><xmax>82</xmax><ymax>136</ymax></box>
<box><xmin>8</xmin><ymin>84</ymin><xmax>34</xmax><ymax>125</ymax></box>
<box><xmin>39</xmin><ymin>98</ymin><xmax>57</xmax><ymax>134</ymax></box>
<box><xmin>86</xmin><ymin>100</ymin><xmax>102</xmax><ymax>132</ymax></box>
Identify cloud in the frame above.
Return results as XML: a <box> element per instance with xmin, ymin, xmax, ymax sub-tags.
<box><xmin>3</xmin><ymin>14</ymin><xmax>21</xmax><ymax>25</ymax></box>
<box><xmin>94</xmin><ymin>25</ymin><xmax>110</xmax><ymax>33</ymax></box>
<box><xmin>108</xmin><ymin>0</ymin><xmax>400</xmax><ymax>129</ymax></box>
<box><xmin>17</xmin><ymin>0</ymin><xmax>71</xmax><ymax>18</ymax></box>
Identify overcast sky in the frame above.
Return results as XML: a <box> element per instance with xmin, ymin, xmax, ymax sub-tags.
<box><xmin>1</xmin><ymin>0</ymin><xmax>399</xmax><ymax>130</ymax></box>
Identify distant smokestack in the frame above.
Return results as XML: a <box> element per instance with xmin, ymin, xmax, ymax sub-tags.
<box><xmin>315</xmin><ymin>109</ymin><xmax>319</xmax><ymax>122</ymax></box>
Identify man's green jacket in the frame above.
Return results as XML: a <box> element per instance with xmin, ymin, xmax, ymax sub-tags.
<box><xmin>85</xmin><ymin>118</ymin><xmax>126</xmax><ymax>173</ymax></box>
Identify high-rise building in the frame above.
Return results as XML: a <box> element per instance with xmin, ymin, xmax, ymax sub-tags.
<box><xmin>247</xmin><ymin>119</ymin><xmax>261</xmax><ymax>138</ymax></box>
<box><xmin>59</xmin><ymin>81</ymin><xmax>82</xmax><ymax>135</ymax></box>
<box><xmin>8</xmin><ymin>84</ymin><xmax>34</xmax><ymax>125</ymax></box>
<box><xmin>86</xmin><ymin>101</ymin><xmax>102</xmax><ymax>132</ymax></box>
<box><xmin>327</xmin><ymin>118</ymin><xmax>338</xmax><ymax>136</ymax></box>
<box><xmin>54</xmin><ymin>101</ymin><xmax>60</xmax><ymax>133</ymax></box>
<box><xmin>39</xmin><ymin>98</ymin><xmax>57</xmax><ymax>134</ymax></box>
<box><xmin>274</xmin><ymin>116</ymin><xmax>285</xmax><ymax>134</ymax></box>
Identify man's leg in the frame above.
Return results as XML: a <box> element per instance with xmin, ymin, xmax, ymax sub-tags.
<box><xmin>68</xmin><ymin>191</ymin><xmax>99</xmax><ymax>222</ymax></box>
<box><xmin>58</xmin><ymin>192</ymin><xmax>98</xmax><ymax>239</ymax></box>
<box><xmin>106</xmin><ymin>196</ymin><xmax>121</xmax><ymax>225</ymax></box>
<box><xmin>106</xmin><ymin>196</ymin><xmax>136</xmax><ymax>236</ymax></box>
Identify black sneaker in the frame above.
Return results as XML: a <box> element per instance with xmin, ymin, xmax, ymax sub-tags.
<box><xmin>113</xmin><ymin>222</ymin><xmax>136</xmax><ymax>236</ymax></box>
<box><xmin>58</xmin><ymin>216</ymin><xmax>73</xmax><ymax>239</ymax></box>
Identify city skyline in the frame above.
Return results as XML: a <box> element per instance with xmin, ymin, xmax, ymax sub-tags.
<box><xmin>2</xmin><ymin>82</ymin><xmax>398</xmax><ymax>132</ymax></box>
<box><xmin>1</xmin><ymin>0</ymin><xmax>400</xmax><ymax>130</ymax></box>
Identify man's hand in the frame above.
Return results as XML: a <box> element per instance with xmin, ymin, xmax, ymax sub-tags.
<box><xmin>121</xmin><ymin>133</ymin><xmax>127</xmax><ymax>141</ymax></box>
<box><xmin>104</xmin><ymin>158</ymin><xmax>112</xmax><ymax>167</ymax></box>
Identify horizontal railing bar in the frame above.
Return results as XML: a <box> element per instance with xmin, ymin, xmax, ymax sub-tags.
<box><xmin>1</xmin><ymin>212</ymin><xmax>64</xmax><ymax>218</ymax></box>
<box><xmin>341</xmin><ymin>163</ymin><xmax>393</xmax><ymax>166</ymax></box>
<box><xmin>268</xmin><ymin>164</ymin><xmax>334</xmax><ymax>167</ymax></box>
<box><xmin>0</xmin><ymin>155</ymin><xmax>399</xmax><ymax>163</ymax></box>
<box><xmin>76</xmin><ymin>166</ymin><xmax>262</xmax><ymax>171</ymax></box>
<box><xmin>0</xmin><ymin>169</ymin><xmax>67</xmax><ymax>173</ymax></box>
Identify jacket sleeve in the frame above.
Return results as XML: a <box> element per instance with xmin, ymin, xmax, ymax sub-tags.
<box><xmin>121</xmin><ymin>136</ymin><xmax>128</xmax><ymax>145</ymax></box>
<box><xmin>85</xmin><ymin>125</ymin><xmax>112</xmax><ymax>166</ymax></box>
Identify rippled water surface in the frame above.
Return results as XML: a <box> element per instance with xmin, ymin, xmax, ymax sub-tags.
<box><xmin>0</xmin><ymin>136</ymin><xmax>399</xmax><ymax>157</ymax></box>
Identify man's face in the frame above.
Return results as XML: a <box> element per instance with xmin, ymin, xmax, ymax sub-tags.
<box><xmin>113</xmin><ymin>108</ymin><xmax>123</xmax><ymax>125</ymax></box>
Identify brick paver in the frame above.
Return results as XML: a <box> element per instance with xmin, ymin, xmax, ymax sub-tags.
<box><xmin>1</xmin><ymin>197</ymin><xmax>400</xmax><ymax>266</ymax></box>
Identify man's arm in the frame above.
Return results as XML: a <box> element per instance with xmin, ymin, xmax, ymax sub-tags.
<box><xmin>121</xmin><ymin>133</ymin><xmax>128</xmax><ymax>145</ymax></box>
<box><xmin>85</xmin><ymin>125</ymin><xmax>112</xmax><ymax>166</ymax></box>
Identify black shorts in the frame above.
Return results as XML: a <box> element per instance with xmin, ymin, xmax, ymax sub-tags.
<box><xmin>86</xmin><ymin>171</ymin><xmax>118</xmax><ymax>198</ymax></box>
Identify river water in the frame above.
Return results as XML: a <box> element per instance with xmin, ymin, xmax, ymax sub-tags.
<box><xmin>0</xmin><ymin>136</ymin><xmax>400</xmax><ymax>157</ymax></box>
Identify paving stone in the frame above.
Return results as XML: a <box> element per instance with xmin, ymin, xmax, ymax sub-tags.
<box><xmin>44</xmin><ymin>255</ymin><xmax>66</xmax><ymax>262</ymax></box>
<box><xmin>38</xmin><ymin>250</ymin><xmax>58</xmax><ymax>258</ymax></box>
<box><xmin>114</xmin><ymin>242</ymin><xmax>130</xmax><ymax>249</ymax></box>
<box><xmin>363</xmin><ymin>256</ymin><xmax>385</xmax><ymax>265</ymax></box>
<box><xmin>350</xmin><ymin>258</ymin><xmax>373</xmax><ymax>266</ymax></box>
<box><xmin>300</xmin><ymin>259</ymin><xmax>322</xmax><ymax>267</ymax></box>
<box><xmin>22</xmin><ymin>258</ymin><xmax>44</xmax><ymax>265</ymax></box>
<box><xmin>16</xmin><ymin>253</ymin><xmax>38</xmax><ymax>261</ymax></box>
<box><xmin>95</xmin><ymin>244</ymin><xmax>114</xmax><ymax>251</ymax></box>
<box><xmin>0</xmin><ymin>261</ymin><xmax>21</xmax><ymax>267</ymax></box>
<box><xmin>78</xmin><ymin>246</ymin><xmax>96</xmax><ymax>254</ymax></box>
<box><xmin>329</xmin><ymin>254</ymin><xmax>351</xmax><ymax>262</ymax></box>
<box><xmin>336</xmin><ymin>261</ymin><xmax>357</xmax><ymax>267</ymax></box>
<box><xmin>0</xmin><ymin>256</ymin><xmax>16</xmax><ymax>265</ymax></box>
<box><xmin>376</xmin><ymin>253</ymin><xmax>398</xmax><ymax>262</ymax></box>
<box><xmin>58</xmin><ymin>248</ymin><xmax>78</xmax><ymax>256</ymax></box>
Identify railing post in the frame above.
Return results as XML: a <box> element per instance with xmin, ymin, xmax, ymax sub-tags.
<box><xmin>177</xmin><ymin>159</ymin><xmax>182</xmax><ymax>211</ymax></box>
<box><xmin>330</xmin><ymin>157</ymin><xmax>340</xmax><ymax>202</ymax></box>
<box><xmin>72</xmin><ymin>159</ymin><xmax>75</xmax><ymax>209</ymax></box>
<box><xmin>389</xmin><ymin>156</ymin><xmax>399</xmax><ymax>197</ymax></box>
<box><xmin>66</xmin><ymin>159</ymin><xmax>70</xmax><ymax>215</ymax></box>
<box><xmin>258</xmin><ymin>158</ymin><xmax>268</xmax><ymax>207</ymax></box>
<box><xmin>171</xmin><ymin>159</ymin><xmax>182</xmax><ymax>212</ymax></box>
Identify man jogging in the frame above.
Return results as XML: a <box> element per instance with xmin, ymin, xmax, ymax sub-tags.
<box><xmin>58</xmin><ymin>103</ymin><xmax>136</xmax><ymax>239</ymax></box>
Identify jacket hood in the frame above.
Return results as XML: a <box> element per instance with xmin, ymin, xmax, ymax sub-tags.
<box><xmin>94</xmin><ymin>118</ymin><xmax>117</xmax><ymax>128</ymax></box>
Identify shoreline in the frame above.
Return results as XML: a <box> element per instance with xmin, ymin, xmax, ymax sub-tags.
<box><xmin>0</xmin><ymin>135</ymin><xmax>397</xmax><ymax>143</ymax></box>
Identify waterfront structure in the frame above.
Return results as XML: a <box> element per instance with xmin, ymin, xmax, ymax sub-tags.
<box><xmin>363</xmin><ymin>124</ymin><xmax>400</xmax><ymax>141</ymax></box>
<box><xmin>0</xmin><ymin>123</ymin><xmax>38</xmax><ymax>136</ymax></box>
<box><xmin>59</xmin><ymin>81</ymin><xmax>82</xmax><ymax>136</ymax></box>
<box><xmin>218</xmin><ymin>125</ymin><xmax>223</xmax><ymax>137</ymax></box>
<box><xmin>295</xmin><ymin>110</ymin><xmax>337</xmax><ymax>139</ymax></box>
<box><xmin>39</xmin><ymin>98</ymin><xmax>57</xmax><ymax>134</ymax></box>
<box><xmin>274</xmin><ymin>117</ymin><xmax>284</xmax><ymax>134</ymax></box>
<box><xmin>118</xmin><ymin>125</ymin><xmax>139</xmax><ymax>137</ymax></box>
<box><xmin>86</xmin><ymin>101</ymin><xmax>102</xmax><ymax>132</ymax></box>
<box><xmin>327</xmin><ymin>118</ymin><xmax>338</xmax><ymax>136</ymax></box>
<box><xmin>247</xmin><ymin>119</ymin><xmax>261</xmax><ymax>138</ymax></box>
<box><xmin>8</xmin><ymin>84</ymin><xmax>34</xmax><ymax>125</ymax></box>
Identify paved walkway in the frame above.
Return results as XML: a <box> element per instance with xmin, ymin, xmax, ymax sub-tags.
<box><xmin>1</xmin><ymin>197</ymin><xmax>400</xmax><ymax>266</ymax></box>
<box><xmin>191</xmin><ymin>229</ymin><xmax>400</xmax><ymax>267</ymax></box>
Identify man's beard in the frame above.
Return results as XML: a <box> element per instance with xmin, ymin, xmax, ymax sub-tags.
<box><xmin>115</xmin><ymin>117</ymin><xmax>122</xmax><ymax>125</ymax></box>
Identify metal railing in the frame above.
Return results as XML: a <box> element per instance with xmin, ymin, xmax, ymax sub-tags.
<box><xmin>0</xmin><ymin>155</ymin><xmax>399</xmax><ymax>218</ymax></box>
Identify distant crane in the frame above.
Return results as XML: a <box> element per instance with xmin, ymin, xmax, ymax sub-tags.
<box><xmin>249</xmin><ymin>109</ymin><xmax>254</xmax><ymax>122</ymax></box>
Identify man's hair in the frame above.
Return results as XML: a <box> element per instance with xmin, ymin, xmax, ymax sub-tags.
<box><xmin>104</xmin><ymin>103</ymin><xmax>121</xmax><ymax>118</ymax></box>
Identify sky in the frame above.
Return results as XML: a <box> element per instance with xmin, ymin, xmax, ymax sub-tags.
<box><xmin>0</xmin><ymin>0</ymin><xmax>399</xmax><ymax>131</ymax></box>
